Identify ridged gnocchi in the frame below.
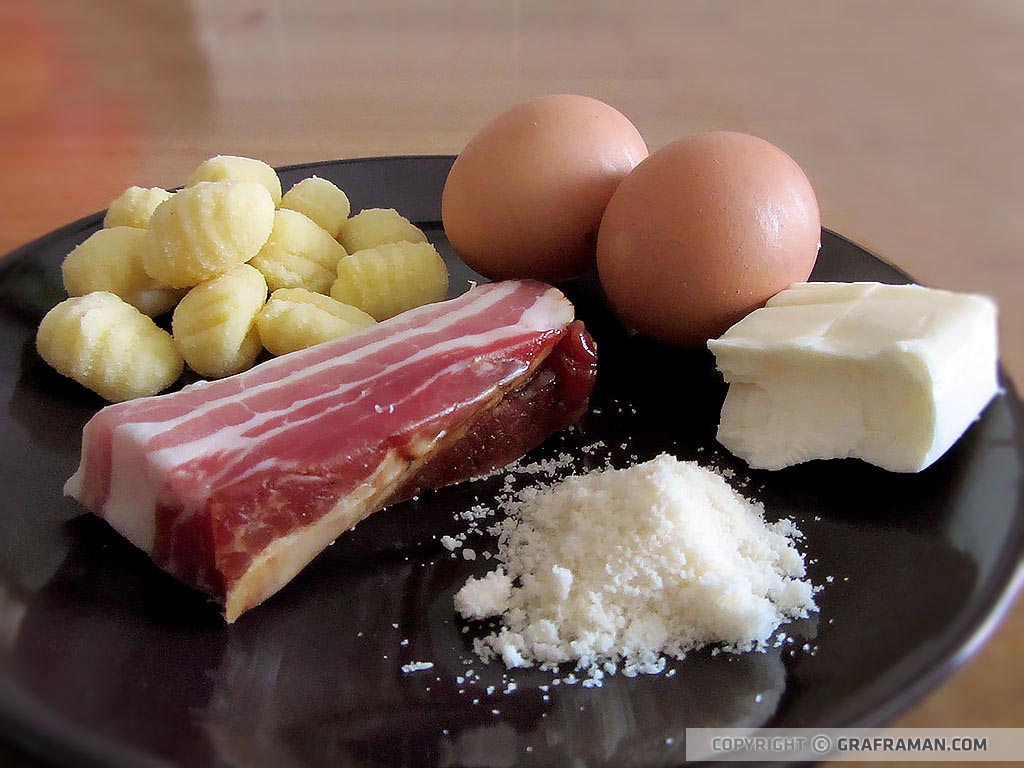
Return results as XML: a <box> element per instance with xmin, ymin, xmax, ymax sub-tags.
<box><xmin>249</xmin><ymin>209</ymin><xmax>347</xmax><ymax>294</ymax></box>
<box><xmin>142</xmin><ymin>180</ymin><xmax>275</xmax><ymax>288</ymax></box>
<box><xmin>256</xmin><ymin>288</ymin><xmax>376</xmax><ymax>356</ymax></box>
<box><xmin>186</xmin><ymin>155</ymin><xmax>283</xmax><ymax>205</ymax></box>
<box><xmin>338</xmin><ymin>208</ymin><xmax>427</xmax><ymax>254</ymax></box>
<box><xmin>36</xmin><ymin>153</ymin><xmax>454</xmax><ymax>398</ymax></box>
<box><xmin>330</xmin><ymin>241</ymin><xmax>449</xmax><ymax>321</ymax></box>
<box><xmin>62</xmin><ymin>227</ymin><xmax>185</xmax><ymax>317</ymax></box>
<box><xmin>103</xmin><ymin>186</ymin><xmax>173</xmax><ymax>229</ymax></box>
<box><xmin>280</xmin><ymin>177</ymin><xmax>350</xmax><ymax>238</ymax></box>
<box><xmin>172</xmin><ymin>264</ymin><xmax>268</xmax><ymax>378</ymax></box>
<box><xmin>36</xmin><ymin>292</ymin><xmax>184</xmax><ymax>402</ymax></box>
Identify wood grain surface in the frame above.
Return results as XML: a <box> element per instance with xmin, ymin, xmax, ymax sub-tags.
<box><xmin>1</xmin><ymin>1</ymin><xmax>1021</xmax><ymax>765</ymax></box>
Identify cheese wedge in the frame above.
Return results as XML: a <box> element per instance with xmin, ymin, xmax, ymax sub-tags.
<box><xmin>707</xmin><ymin>282</ymin><xmax>999</xmax><ymax>472</ymax></box>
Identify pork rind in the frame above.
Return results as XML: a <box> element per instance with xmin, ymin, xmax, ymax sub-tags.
<box><xmin>103</xmin><ymin>186</ymin><xmax>173</xmax><ymax>229</ymax></box>
<box><xmin>256</xmin><ymin>287</ymin><xmax>376</xmax><ymax>356</ymax></box>
<box><xmin>337</xmin><ymin>208</ymin><xmax>427</xmax><ymax>253</ymax></box>
<box><xmin>62</xmin><ymin>227</ymin><xmax>184</xmax><ymax>317</ymax></box>
<box><xmin>279</xmin><ymin>177</ymin><xmax>350</xmax><ymax>238</ymax></box>
<box><xmin>172</xmin><ymin>264</ymin><xmax>268</xmax><ymax>378</ymax></box>
<box><xmin>36</xmin><ymin>292</ymin><xmax>184</xmax><ymax>402</ymax></box>
<box><xmin>186</xmin><ymin>155</ymin><xmax>283</xmax><ymax>205</ymax></box>
<box><xmin>142</xmin><ymin>180</ymin><xmax>275</xmax><ymax>288</ymax></box>
<box><xmin>331</xmin><ymin>241</ymin><xmax>449</xmax><ymax>321</ymax></box>
<box><xmin>249</xmin><ymin>209</ymin><xmax>347</xmax><ymax>294</ymax></box>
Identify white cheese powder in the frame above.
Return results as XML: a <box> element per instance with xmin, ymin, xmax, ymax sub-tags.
<box><xmin>454</xmin><ymin>568</ymin><xmax>513</xmax><ymax>620</ymax></box>
<box><xmin>454</xmin><ymin>454</ymin><xmax>816</xmax><ymax>680</ymax></box>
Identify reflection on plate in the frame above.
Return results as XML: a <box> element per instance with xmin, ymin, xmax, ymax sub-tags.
<box><xmin>0</xmin><ymin>156</ymin><xmax>1022</xmax><ymax>768</ymax></box>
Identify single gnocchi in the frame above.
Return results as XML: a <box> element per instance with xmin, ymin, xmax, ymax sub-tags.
<box><xmin>337</xmin><ymin>208</ymin><xmax>427</xmax><ymax>253</ymax></box>
<box><xmin>62</xmin><ymin>227</ymin><xmax>185</xmax><ymax>316</ymax></box>
<box><xmin>280</xmin><ymin>177</ymin><xmax>350</xmax><ymax>238</ymax></box>
<box><xmin>187</xmin><ymin>155</ymin><xmax>282</xmax><ymax>205</ymax></box>
<box><xmin>103</xmin><ymin>186</ymin><xmax>173</xmax><ymax>229</ymax></box>
<box><xmin>142</xmin><ymin>180</ymin><xmax>275</xmax><ymax>288</ymax></box>
<box><xmin>256</xmin><ymin>288</ymin><xmax>376</xmax><ymax>356</ymax></box>
<box><xmin>330</xmin><ymin>241</ymin><xmax>449</xmax><ymax>321</ymax></box>
<box><xmin>249</xmin><ymin>209</ymin><xmax>347</xmax><ymax>294</ymax></box>
<box><xmin>172</xmin><ymin>264</ymin><xmax>268</xmax><ymax>378</ymax></box>
<box><xmin>36</xmin><ymin>292</ymin><xmax>184</xmax><ymax>402</ymax></box>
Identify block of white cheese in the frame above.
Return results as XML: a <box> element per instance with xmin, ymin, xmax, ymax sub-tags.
<box><xmin>707</xmin><ymin>282</ymin><xmax>999</xmax><ymax>472</ymax></box>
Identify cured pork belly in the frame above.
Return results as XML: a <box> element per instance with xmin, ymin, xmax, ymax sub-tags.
<box><xmin>65</xmin><ymin>281</ymin><xmax>597</xmax><ymax>621</ymax></box>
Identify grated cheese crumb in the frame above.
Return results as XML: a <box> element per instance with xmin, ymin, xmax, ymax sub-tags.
<box><xmin>454</xmin><ymin>569</ymin><xmax>513</xmax><ymax>620</ymax></box>
<box><xmin>455</xmin><ymin>454</ymin><xmax>817</xmax><ymax>681</ymax></box>
<box><xmin>401</xmin><ymin>662</ymin><xmax>434</xmax><ymax>673</ymax></box>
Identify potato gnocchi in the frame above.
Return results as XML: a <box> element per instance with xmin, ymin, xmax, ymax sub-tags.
<box><xmin>172</xmin><ymin>264</ymin><xmax>268</xmax><ymax>378</ymax></box>
<box><xmin>249</xmin><ymin>209</ymin><xmax>347</xmax><ymax>294</ymax></box>
<box><xmin>338</xmin><ymin>208</ymin><xmax>427</xmax><ymax>253</ymax></box>
<box><xmin>37</xmin><ymin>155</ymin><xmax>451</xmax><ymax>400</ymax></box>
<box><xmin>187</xmin><ymin>155</ymin><xmax>283</xmax><ymax>205</ymax></box>
<box><xmin>142</xmin><ymin>180</ymin><xmax>275</xmax><ymax>288</ymax></box>
<box><xmin>103</xmin><ymin>186</ymin><xmax>173</xmax><ymax>229</ymax></box>
<box><xmin>62</xmin><ymin>226</ymin><xmax>184</xmax><ymax>317</ymax></box>
<box><xmin>36</xmin><ymin>292</ymin><xmax>183</xmax><ymax>402</ymax></box>
<box><xmin>256</xmin><ymin>288</ymin><xmax>376</xmax><ymax>356</ymax></box>
<box><xmin>280</xmin><ymin>177</ymin><xmax>350</xmax><ymax>238</ymax></box>
<box><xmin>331</xmin><ymin>241</ymin><xmax>449</xmax><ymax>321</ymax></box>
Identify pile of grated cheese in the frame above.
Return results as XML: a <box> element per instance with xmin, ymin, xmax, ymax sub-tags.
<box><xmin>454</xmin><ymin>453</ymin><xmax>817</xmax><ymax>684</ymax></box>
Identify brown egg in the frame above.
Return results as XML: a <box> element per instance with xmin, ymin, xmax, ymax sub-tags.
<box><xmin>596</xmin><ymin>131</ymin><xmax>821</xmax><ymax>345</ymax></box>
<box><xmin>442</xmin><ymin>95</ymin><xmax>648</xmax><ymax>282</ymax></box>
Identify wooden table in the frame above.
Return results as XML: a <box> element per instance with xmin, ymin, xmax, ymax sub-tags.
<box><xmin>2</xmin><ymin>1</ymin><xmax>1021</xmax><ymax>765</ymax></box>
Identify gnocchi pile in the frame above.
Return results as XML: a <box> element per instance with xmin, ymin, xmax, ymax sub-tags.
<box><xmin>37</xmin><ymin>155</ymin><xmax>450</xmax><ymax>402</ymax></box>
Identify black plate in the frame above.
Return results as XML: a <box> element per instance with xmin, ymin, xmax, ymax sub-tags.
<box><xmin>1</xmin><ymin>156</ymin><xmax>1022</xmax><ymax>768</ymax></box>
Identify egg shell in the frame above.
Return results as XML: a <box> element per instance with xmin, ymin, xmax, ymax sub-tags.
<box><xmin>596</xmin><ymin>131</ymin><xmax>821</xmax><ymax>346</ymax></box>
<box><xmin>442</xmin><ymin>94</ymin><xmax>648</xmax><ymax>282</ymax></box>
